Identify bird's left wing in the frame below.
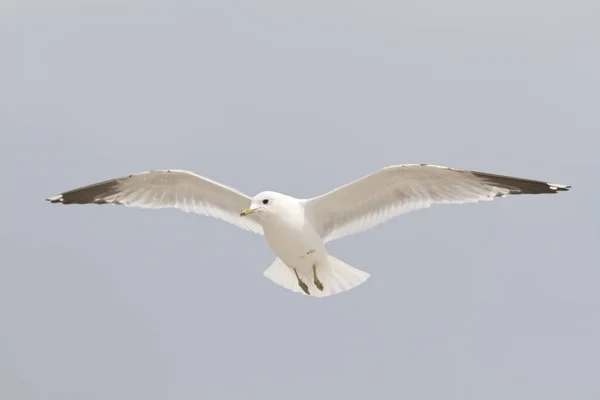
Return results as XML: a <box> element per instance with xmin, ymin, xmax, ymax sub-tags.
<box><xmin>304</xmin><ymin>164</ymin><xmax>570</xmax><ymax>243</ymax></box>
<box><xmin>46</xmin><ymin>169</ymin><xmax>263</xmax><ymax>234</ymax></box>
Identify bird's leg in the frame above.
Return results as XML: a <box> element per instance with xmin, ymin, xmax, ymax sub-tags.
<box><xmin>313</xmin><ymin>264</ymin><xmax>324</xmax><ymax>291</ymax></box>
<box><xmin>293</xmin><ymin>268</ymin><xmax>310</xmax><ymax>295</ymax></box>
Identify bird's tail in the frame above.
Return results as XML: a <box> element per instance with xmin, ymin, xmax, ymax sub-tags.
<box><xmin>263</xmin><ymin>255</ymin><xmax>370</xmax><ymax>298</ymax></box>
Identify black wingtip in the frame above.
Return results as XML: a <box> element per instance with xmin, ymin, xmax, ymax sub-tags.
<box><xmin>469</xmin><ymin>171</ymin><xmax>571</xmax><ymax>195</ymax></box>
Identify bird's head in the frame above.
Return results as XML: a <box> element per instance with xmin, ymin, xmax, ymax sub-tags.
<box><xmin>240</xmin><ymin>191</ymin><xmax>294</xmax><ymax>219</ymax></box>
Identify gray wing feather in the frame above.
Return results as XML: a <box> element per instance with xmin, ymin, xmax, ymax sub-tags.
<box><xmin>305</xmin><ymin>164</ymin><xmax>570</xmax><ymax>242</ymax></box>
<box><xmin>46</xmin><ymin>169</ymin><xmax>263</xmax><ymax>234</ymax></box>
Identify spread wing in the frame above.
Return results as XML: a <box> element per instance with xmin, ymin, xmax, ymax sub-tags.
<box><xmin>46</xmin><ymin>169</ymin><xmax>263</xmax><ymax>234</ymax></box>
<box><xmin>305</xmin><ymin>164</ymin><xmax>570</xmax><ymax>243</ymax></box>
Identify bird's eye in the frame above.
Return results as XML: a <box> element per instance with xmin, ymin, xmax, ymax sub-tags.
<box><xmin>262</xmin><ymin>199</ymin><xmax>269</xmax><ymax>205</ymax></box>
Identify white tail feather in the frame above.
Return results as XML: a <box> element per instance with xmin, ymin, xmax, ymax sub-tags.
<box><xmin>263</xmin><ymin>256</ymin><xmax>370</xmax><ymax>297</ymax></box>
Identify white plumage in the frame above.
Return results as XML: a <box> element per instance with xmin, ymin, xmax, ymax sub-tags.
<box><xmin>47</xmin><ymin>164</ymin><xmax>570</xmax><ymax>298</ymax></box>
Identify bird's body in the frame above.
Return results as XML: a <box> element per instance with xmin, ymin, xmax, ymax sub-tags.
<box><xmin>241</xmin><ymin>192</ymin><xmax>337</xmax><ymax>295</ymax></box>
<box><xmin>46</xmin><ymin>164</ymin><xmax>571</xmax><ymax>297</ymax></box>
<box><xmin>261</xmin><ymin>202</ymin><xmax>327</xmax><ymax>276</ymax></box>
<box><xmin>262</xmin><ymin>211</ymin><xmax>332</xmax><ymax>295</ymax></box>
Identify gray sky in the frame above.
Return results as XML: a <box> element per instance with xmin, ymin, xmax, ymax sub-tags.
<box><xmin>1</xmin><ymin>0</ymin><xmax>599</xmax><ymax>399</ymax></box>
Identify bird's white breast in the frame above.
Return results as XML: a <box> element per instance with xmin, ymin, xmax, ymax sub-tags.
<box><xmin>261</xmin><ymin>209</ymin><xmax>328</xmax><ymax>272</ymax></box>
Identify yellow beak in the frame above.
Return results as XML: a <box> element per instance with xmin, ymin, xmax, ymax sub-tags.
<box><xmin>240</xmin><ymin>208</ymin><xmax>256</xmax><ymax>216</ymax></box>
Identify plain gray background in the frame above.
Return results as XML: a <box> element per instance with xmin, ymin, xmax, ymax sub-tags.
<box><xmin>1</xmin><ymin>0</ymin><xmax>598</xmax><ymax>399</ymax></box>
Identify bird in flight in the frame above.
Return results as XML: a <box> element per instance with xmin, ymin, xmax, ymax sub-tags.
<box><xmin>46</xmin><ymin>164</ymin><xmax>570</xmax><ymax>297</ymax></box>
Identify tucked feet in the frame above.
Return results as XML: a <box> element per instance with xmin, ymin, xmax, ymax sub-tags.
<box><xmin>313</xmin><ymin>264</ymin><xmax>324</xmax><ymax>291</ymax></box>
<box><xmin>293</xmin><ymin>268</ymin><xmax>310</xmax><ymax>295</ymax></box>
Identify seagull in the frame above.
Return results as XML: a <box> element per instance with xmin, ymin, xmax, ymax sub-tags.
<box><xmin>46</xmin><ymin>164</ymin><xmax>570</xmax><ymax>297</ymax></box>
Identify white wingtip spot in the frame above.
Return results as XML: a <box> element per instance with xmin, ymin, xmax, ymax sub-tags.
<box><xmin>547</xmin><ymin>183</ymin><xmax>571</xmax><ymax>191</ymax></box>
<box><xmin>46</xmin><ymin>195</ymin><xmax>63</xmax><ymax>202</ymax></box>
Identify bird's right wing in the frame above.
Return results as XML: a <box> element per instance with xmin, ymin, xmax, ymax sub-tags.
<box><xmin>46</xmin><ymin>169</ymin><xmax>263</xmax><ymax>235</ymax></box>
<box><xmin>305</xmin><ymin>164</ymin><xmax>570</xmax><ymax>243</ymax></box>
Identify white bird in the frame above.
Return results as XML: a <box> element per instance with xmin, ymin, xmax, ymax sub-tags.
<box><xmin>46</xmin><ymin>164</ymin><xmax>570</xmax><ymax>297</ymax></box>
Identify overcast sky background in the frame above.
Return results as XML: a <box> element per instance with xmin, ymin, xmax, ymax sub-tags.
<box><xmin>1</xmin><ymin>1</ymin><xmax>599</xmax><ymax>399</ymax></box>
